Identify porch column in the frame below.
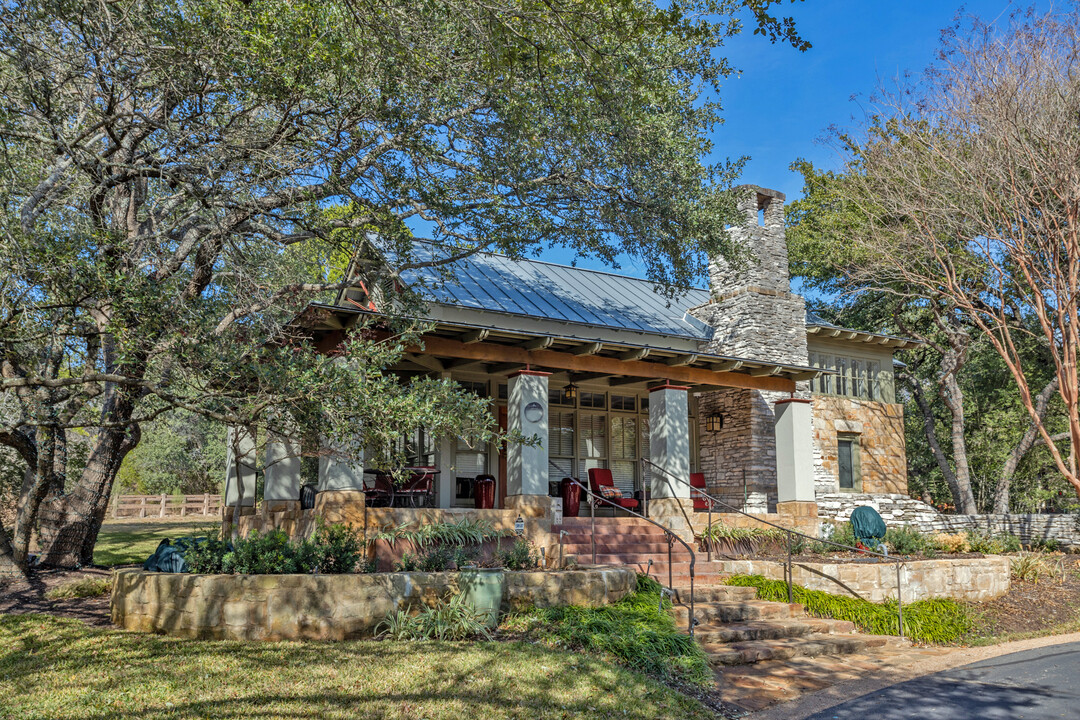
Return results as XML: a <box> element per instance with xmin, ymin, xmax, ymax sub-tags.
<box><xmin>774</xmin><ymin>398</ymin><xmax>815</xmax><ymax>503</ymax></box>
<box><xmin>318</xmin><ymin>438</ymin><xmax>365</xmax><ymax>492</ymax></box>
<box><xmin>648</xmin><ymin>384</ymin><xmax>691</xmax><ymax>499</ymax></box>
<box><xmin>263</xmin><ymin>430</ymin><xmax>302</xmax><ymax>502</ymax></box>
<box><xmin>506</xmin><ymin>369</ymin><xmax>550</xmax><ymax>497</ymax></box>
<box><xmin>224</xmin><ymin>425</ymin><xmax>257</xmax><ymax>508</ymax></box>
<box><xmin>436</xmin><ymin>371</ymin><xmax>457</xmax><ymax>508</ymax></box>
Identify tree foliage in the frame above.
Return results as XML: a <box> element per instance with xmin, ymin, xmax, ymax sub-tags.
<box><xmin>0</xmin><ymin>0</ymin><xmax>808</xmax><ymax>575</ymax></box>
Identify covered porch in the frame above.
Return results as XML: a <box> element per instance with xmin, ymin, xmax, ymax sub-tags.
<box><xmin>224</xmin><ymin>304</ymin><xmax>823</xmax><ymax>542</ymax></box>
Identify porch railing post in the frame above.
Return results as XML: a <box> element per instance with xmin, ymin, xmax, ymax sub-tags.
<box><xmin>787</xmin><ymin>531</ymin><xmax>793</xmax><ymax>605</ymax></box>
<box><xmin>590</xmin><ymin>487</ymin><xmax>596</xmax><ymax>565</ymax></box>
<box><xmin>706</xmin><ymin>502</ymin><xmax>712</xmax><ymax>563</ymax></box>
<box><xmin>896</xmin><ymin>561</ymin><xmax>905</xmax><ymax>638</ymax></box>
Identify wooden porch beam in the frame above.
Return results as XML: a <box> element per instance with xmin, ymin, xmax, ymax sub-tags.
<box><xmin>489</xmin><ymin>362</ymin><xmax>527</xmax><ymax>374</ymax></box>
<box><xmin>409</xmin><ymin>335</ymin><xmax>796</xmax><ymax>392</ymax></box>
<box><xmin>607</xmin><ymin>376</ymin><xmax>651</xmax><ymax>387</ymax></box>
<box><xmin>665</xmin><ymin>353</ymin><xmax>698</xmax><ymax>367</ymax></box>
<box><xmin>710</xmin><ymin>360</ymin><xmax>743</xmax><ymax>372</ymax></box>
<box><xmin>404</xmin><ymin>353</ymin><xmax>444</xmax><ymax>373</ymax></box>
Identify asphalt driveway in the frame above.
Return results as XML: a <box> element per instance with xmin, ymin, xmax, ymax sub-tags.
<box><xmin>803</xmin><ymin>641</ymin><xmax>1080</xmax><ymax>720</ymax></box>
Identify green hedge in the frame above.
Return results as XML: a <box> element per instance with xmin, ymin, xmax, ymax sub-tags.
<box><xmin>724</xmin><ymin>574</ymin><xmax>974</xmax><ymax>644</ymax></box>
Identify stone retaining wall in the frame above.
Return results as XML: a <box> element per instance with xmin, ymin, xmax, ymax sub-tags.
<box><xmin>817</xmin><ymin>493</ymin><xmax>1080</xmax><ymax>548</ymax></box>
<box><xmin>111</xmin><ymin>566</ymin><xmax>636</xmax><ymax>641</ymax></box>
<box><xmin>714</xmin><ymin>555</ymin><xmax>1010</xmax><ymax>603</ymax></box>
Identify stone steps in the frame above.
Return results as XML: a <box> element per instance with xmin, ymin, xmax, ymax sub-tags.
<box><xmin>693</xmin><ymin>617</ymin><xmax>856</xmax><ymax>644</ymax></box>
<box><xmin>701</xmin><ymin>632</ymin><xmax>891</xmax><ymax>666</ymax></box>
<box><xmin>673</xmin><ymin>600</ymin><xmax>804</xmax><ymax>624</ymax></box>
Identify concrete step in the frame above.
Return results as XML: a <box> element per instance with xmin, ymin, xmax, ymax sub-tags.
<box><xmin>702</xmin><ymin>633</ymin><xmax>891</xmax><ymax>666</ymax></box>
<box><xmin>693</xmin><ymin>618</ymin><xmax>857</xmax><ymax>644</ymax></box>
<box><xmin>556</xmin><ymin>518</ymin><xmax>658</xmax><ymax>528</ymax></box>
<box><xmin>673</xmin><ymin>600</ymin><xmax>803</xmax><ymax>624</ymax></box>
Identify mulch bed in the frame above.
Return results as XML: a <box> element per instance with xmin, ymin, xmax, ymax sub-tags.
<box><xmin>0</xmin><ymin>566</ymin><xmax>115</xmax><ymax>627</ymax></box>
<box><xmin>966</xmin><ymin>555</ymin><xmax>1080</xmax><ymax>638</ymax></box>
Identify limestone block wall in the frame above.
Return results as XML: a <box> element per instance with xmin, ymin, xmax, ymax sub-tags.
<box><xmin>715</xmin><ymin>555</ymin><xmax>1010</xmax><ymax>603</ymax></box>
<box><xmin>818</xmin><ymin>493</ymin><xmax>1080</xmax><ymax>548</ymax></box>
<box><xmin>111</xmin><ymin>567</ymin><xmax>636</xmax><ymax>641</ymax></box>
<box><xmin>817</xmin><ymin>493</ymin><xmax>941</xmax><ymax>527</ymax></box>
<box><xmin>812</xmin><ymin>396</ymin><xmax>908</xmax><ymax>496</ymax></box>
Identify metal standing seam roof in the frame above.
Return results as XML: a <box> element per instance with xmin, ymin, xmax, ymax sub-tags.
<box><xmin>397</xmin><ymin>243</ymin><xmax>714</xmax><ymax>340</ymax></box>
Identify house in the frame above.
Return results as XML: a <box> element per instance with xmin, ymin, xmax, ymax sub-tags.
<box><xmin>224</xmin><ymin>185</ymin><xmax>920</xmax><ymax>541</ymax></box>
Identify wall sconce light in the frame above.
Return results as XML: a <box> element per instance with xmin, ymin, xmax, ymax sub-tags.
<box><xmin>705</xmin><ymin>413</ymin><xmax>724</xmax><ymax>432</ymax></box>
<box><xmin>563</xmin><ymin>383</ymin><xmax>578</xmax><ymax>403</ymax></box>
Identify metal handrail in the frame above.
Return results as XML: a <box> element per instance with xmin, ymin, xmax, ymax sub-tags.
<box><xmin>559</xmin><ymin>475</ymin><xmax>697</xmax><ymax>637</ymax></box>
<box><xmin>640</xmin><ymin>458</ymin><xmax>905</xmax><ymax>638</ymax></box>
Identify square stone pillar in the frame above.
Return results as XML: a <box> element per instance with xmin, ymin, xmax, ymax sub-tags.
<box><xmin>224</xmin><ymin>425</ymin><xmax>257</xmax><ymax>508</ymax></box>
<box><xmin>507</xmin><ymin>370</ymin><xmax>550</xmax><ymax>497</ymax></box>
<box><xmin>775</xmin><ymin>398</ymin><xmax>815</xmax><ymax>503</ymax></box>
<box><xmin>648</xmin><ymin>384</ymin><xmax>691</xmax><ymax>499</ymax></box>
<box><xmin>264</xmin><ymin>430</ymin><xmax>302</xmax><ymax>502</ymax></box>
<box><xmin>318</xmin><ymin>438</ymin><xmax>366</xmax><ymax>492</ymax></box>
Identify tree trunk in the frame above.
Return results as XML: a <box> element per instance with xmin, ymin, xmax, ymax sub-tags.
<box><xmin>35</xmin><ymin>394</ymin><xmax>138</xmax><ymax>567</ymax></box>
<box><xmin>0</xmin><ymin>522</ymin><xmax>26</xmax><ymax>580</ymax></box>
<box><xmin>993</xmin><ymin>377</ymin><xmax>1060</xmax><ymax>514</ymax></box>
<box><xmin>940</xmin><ymin>371</ymin><xmax>978</xmax><ymax>514</ymax></box>
<box><xmin>908</xmin><ymin>376</ymin><xmax>972</xmax><ymax>513</ymax></box>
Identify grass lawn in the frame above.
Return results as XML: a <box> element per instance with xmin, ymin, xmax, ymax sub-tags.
<box><xmin>93</xmin><ymin>520</ymin><xmax>219</xmax><ymax>567</ymax></box>
<box><xmin>0</xmin><ymin>614</ymin><xmax>714</xmax><ymax>720</ymax></box>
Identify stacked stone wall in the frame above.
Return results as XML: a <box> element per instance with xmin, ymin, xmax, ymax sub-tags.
<box><xmin>715</xmin><ymin>556</ymin><xmax>1010</xmax><ymax>603</ymax></box>
<box><xmin>812</xmin><ymin>396</ymin><xmax>908</xmax><ymax>496</ymax></box>
<box><xmin>111</xmin><ymin>567</ymin><xmax>636</xmax><ymax>641</ymax></box>
<box><xmin>817</xmin><ymin>492</ymin><xmax>1080</xmax><ymax>547</ymax></box>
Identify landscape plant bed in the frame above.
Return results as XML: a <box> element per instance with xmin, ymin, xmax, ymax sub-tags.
<box><xmin>965</xmin><ymin>555</ymin><xmax>1080</xmax><ymax>643</ymax></box>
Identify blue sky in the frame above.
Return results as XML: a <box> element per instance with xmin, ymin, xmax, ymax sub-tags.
<box><xmin>536</xmin><ymin>0</ymin><xmax>1024</xmax><ymax>280</ymax></box>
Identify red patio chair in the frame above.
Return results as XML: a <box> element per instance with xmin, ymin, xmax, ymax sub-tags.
<box><xmin>396</xmin><ymin>467</ymin><xmax>437</xmax><ymax>508</ymax></box>
<box><xmin>587</xmin><ymin>468</ymin><xmax>639</xmax><ymax>516</ymax></box>
<box><xmin>690</xmin><ymin>472</ymin><xmax>709</xmax><ymax>511</ymax></box>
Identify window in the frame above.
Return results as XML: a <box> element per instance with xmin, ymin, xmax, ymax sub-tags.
<box><xmin>610</xmin><ymin>416</ymin><xmax>637</xmax><ymax>494</ymax></box>
<box><xmin>611</xmin><ymin>395</ymin><xmax>637</xmax><ymax>412</ymax></box>
<box><xmin>549</xmin><ymin>387</ymin><xmax>575</xmax><ymax>407</ymax></box>
<box><xmin>580</xmin><ymin>391</ymin><xmax>607</xmax><ymax>409</ymax></box>
<box><xmin>458</xmin><ymin>380</ymin><xmax>488</xmax><ymax>397</ymax></box>
<box><xmin>548</xmin><ymin>411</ymin><xmax>576</xmax><ymax>484</ymax></box>
<box><xmin>810</xmin><ymin>351</ymin><xmax>893</xmax><ymax>402</ymax></box>
<box><xmin>579</xmin><ymin>413</ymin><xmax>607</xmax><ymax>475</ymax></box>
<box><xmin>837</xmin><ymin>434</ymin><xmax>861</xmax><ymax>491</ymax></box>
<box><xmin>398</xmin><ymin>428</ymin><xmax>435</xmax><ymax>466</ymax></box>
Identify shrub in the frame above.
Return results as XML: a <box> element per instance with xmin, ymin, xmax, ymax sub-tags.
<box><xmin>395</xmin><ymin>552</ymin><xmax>421</xmax><ymax>572</ymax></box>
<box><xmin>932</xmin><ymin>532</ymin><xmax>969</xmax><ymax>554</ymax></box>
<box><xmin>1011</xmin><ymin>553</ymin><xmax>1065</xmax><ymax>583</ymax></box>
<box><xmin>220</xmin><ymin>530</ymin><xmax>317</xmax><ymax>575</ymax></box>
<box><xmin>45</xmin><ymin>577</ymin><xmax>113</xmax><ymax>600</ymax></box>
<box><xmin>418</xmin><ymin>545</ymin><xmax>454</xmax><ymax>572</ymax></box>
<box><xmin>1029</xmin><ymin>537</ymin><xmax>1062</xmax><ymax>553</ymax></box>
<box><xmin>452</xmin><ymin>545</ymin><xmax>479</xmax><ymax>568</ymax></box>
<box><xmin>376</xmin><ymin>593</ymin><xmax>493</xmax><ymax>640</ymax></box>
<box><xmin>497</xmin><ymin>538</ymin><xmax>539</xmax><ymax>570</ymax></box>
<box><xmin>725</xmin><ymin>574</ymin><xmax>974</xmax><ymax>644</ymax></box>
<box><xmin>883</xmin><ymin>526</ymin><xmax>930</xmax><ymax>555</ymax></box>
<box><xmin>183</xmin><ymin>535</ymin><xmax>231</xmax><ymax>574</ymax></box>
<box><xmin>502</xmin><ymin>574</ymin><xmax>711</xmax><ymax>685</ymax></box>
<box><xmin>966</xmin><ymin>530</ymin><xmax>1021</xmax><ymax>554</ymax></box>
<box><xmin>698</xmin><ymin>522</ymin><xmax>787</xmax><ymax>543</ymax></box>
<box><xmin>310</xmin><ymin>522</ymin><xmax>364</xmax><ymax>574</ymax></box>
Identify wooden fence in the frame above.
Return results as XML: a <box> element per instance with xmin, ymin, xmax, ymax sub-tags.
<box><xmin>112</xmin><ymin>493</ymin><xmax>222</xmax><ymax>519</ymax></box>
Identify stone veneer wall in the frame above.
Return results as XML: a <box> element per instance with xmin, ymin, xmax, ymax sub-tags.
<box><xmin>111</xmin><ymin>567</ymin><xmax>636</xmax><ymax>641</ymax></box>
<box><xmin>812</xmin><ymin>396</ymin><xmax>908</xmax><ymax>497</ymax></box>
<box><xmin>818</xmin><ymin>492</ymin><xmax>1080</xmax><ymax>548</ymax></box>
<box><xmin>715</xmin><ymin>556</ymin><xmax>1010</xmax><ymax>603</ymax></box>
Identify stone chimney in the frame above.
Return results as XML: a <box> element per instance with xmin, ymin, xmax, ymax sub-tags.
<box><xmin>691</xmin><ymin>185</ymin><xmax>807</xmax><ymax>366</ymax></box>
